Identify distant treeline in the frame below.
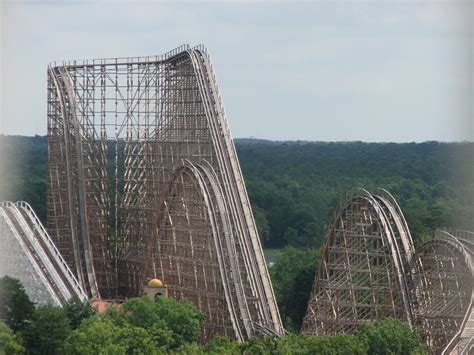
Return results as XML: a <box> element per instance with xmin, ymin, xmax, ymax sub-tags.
<box><xmin>0</xmin><ymin>135</ymin><xmax>472</xmax><ymax>248</ymax></box>
<box><xmin>237</xmin><ymin>139</ymin><xmax>473</xmax><ymax>247</ymax></box>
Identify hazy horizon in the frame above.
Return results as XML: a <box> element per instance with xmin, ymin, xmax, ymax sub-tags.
<box><xmin>1</xmin><ymin>1</ymin><xmax>472</xmax><ymax>142</ymax></box>
<box><xmin>1</xmin><ymin>133</ymin><xmax>473</xmax><ymax>145</ymax></box>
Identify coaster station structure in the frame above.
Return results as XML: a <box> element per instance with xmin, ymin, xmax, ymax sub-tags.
<box><xmin>46</xmin><ymin>45</ymin><xmax>283</xmax><ymax>341</ymax></box>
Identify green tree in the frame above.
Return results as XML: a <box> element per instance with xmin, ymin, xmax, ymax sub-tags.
<box><xmin>23</xmin><ymin>305</ymin><xmax>70</xmax><ymax>355</ymax></box>
<box><xmin>147</xmin><ymin>324</ymin><xmax>175</xmax><ymax>351</ymax></box>
<box><xmin>63</xmin><ymin>319</ymin><xmax>128</xmax><ymax>355</ymax></box>
<box><xmin>115</xmin><ymin>324</ymin><xmax>156</xmax><ymax>354</ymax></box>
<box><xmin>330</xmin><ymin>334</ymin><xmax>368</xmax><ymax>355</ymax></box>
<box><xmin>275</xmin><ymin>333</ymin><xmax>367</xmax><ymax>354</ymax></box>
<box><xmin>175</xmin><ymin>342</ymin><xmax>205</xmax><ymax>354</ymax></box>
<box><xmin>357</xmin><ymin>317</ymin><xmax>427</xmax><ymax>355</ymax></box>
<box><xmin>103</xmin><ymin>296</ymin><xmax>202</xmax><ymax>350</ymax></box>
<box><xmin>202</xmin><ymin>336</ymin><xmax>240</xmax><ymax>354</ymax></box>
<box><xmin>269</xmin><ymin>247</ymin><xmax>320</xmax><ymax>330</ymax></box>
<box><xmin>153</xmin><ymin>296</ymin><xmax>202</xmax><ymax>346</ymax></box>
<box><xmin>240</xmin><ymin>336</ymin><xmax>278</xmax><ymax>354</ymax></box>
<box><xmin>63</xmin><ymin>297</ymin><xmax>97</xmax><ymax>329</ymax></box>
<box><xmin>0</xmin><ymin>322</ymin><xmax>24</xmax><ymax>355</ymax></box>
<box><xmin>0</xmin><ymin>276</ymin><xmax>35</xmax><ymax>332</ymax></box>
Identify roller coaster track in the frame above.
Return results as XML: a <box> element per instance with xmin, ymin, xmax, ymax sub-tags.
<box><xmin>444</xmin><ymin>232</ymin><xmax>474</xmax><ymax>355</ymax></box>
<box><xmin>0</xmin><ymin>201</ymin><xmax>87</xmax><ymax>306</ymax></box>
<box><xmin>186</xmin><ymin>49</ymin><xmax>282</xmax><ymax>339</ymax></box>
<box><xmin>301</xmin><ymin>189</ymin><xmax>416</xmax><ymax>335</ymax></box>
<box><xmin>302</xmin><ymin>187</ymin><xmax>474</xmax><ymax>353</ymax></box>
<box><xmin>414</xmin><ymin>230</ymin><xmax>474</xmax><ymax>355</ymax></box>
<box><xmin>46</xmin><ymin>45</ymin><xmax>283</xmax><ymax>340</ymax></box>
<box><xmin>43</xmin><ymin>44</ymin><xmax>473</xmax><ymax>348</ymax></box>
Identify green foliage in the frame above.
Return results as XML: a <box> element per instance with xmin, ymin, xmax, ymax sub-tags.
<box><xmin>0</xmin><ymin>322</ymin><xmax>24</xmax><ymax>355</ymax></box>
<box><xmin>175</xmin><ymin>342</ymin><xmax>206</xmax><ymax>354</ymax></box>
<box><xmin>329</xmin><ymin>334</ymin><xmax>369</xmax><ymax>355</ymax></box>
<box><xmin>0</xmin><ymin>276</ymin><xmax>35</xmax><ymax>332</ymax></box>
<box><xmin>23</xmin><ymin>305</ymin><xmax>71</xmax><ymax>355</ymax></box>
<box><xmin>63</xmin><ymin>297</ymin><xmax>97</xmax><ymax>329</ymax></box>
<box><xmin>0</xmin><ymin>282</ymin><xmax>426</xmax><ymax>355</ymax></box>
<box><xmin>269</xmin><ymin>247</ymin><xmax>320</xmax><ymax>330</ymax></box>
<box><xmin>0</xmin><ymin>135</ymin><xmax>48</xmax><ymax>221</ymax></box>
<box><xmin>202</xmin><ymin>336</ymin><xmax>240</xmax><ymax>354</ymax></box>
<box><xmin>148</xmin><ymin>324</ymin><xmax>175</xmax><ymax>351</ymax></box>
<box><xmin>103</xmin><ymin>296</ymin><xmax>202</xmax><ymax>350</ymax></box>
<box><xmin>274</xmin><ymin>333</ymin><xmax>368</xmax><ymax>354</ymax></box>
<box><xmin>65</xmin><ymin>296</ymin><xmax>203</xmax><ymax>353</ymax></box>
<box><xmin>357</xmin><ymin>317</ymin><xmax>427</xmax><ymax>355</ymax></box>
<box><xmin>63</xmin><ymin>319</ymin><xmax>129</xmax><ymax>355</ymax></box>
<box><xmin>115</xmin><ymin>324</ymin><xmax>157</xmax><ymax>354</ymax></box>
<box><xmin>181</xmin><ymin>319</ymin><xmax>425</xmax><ymax>354</ymax></box>
<box><xmin>187</xmin><ymin>332</ymin><xmax>378</xmax><ymax>354</ymax></box>
<box><xmin>237</xmin><ymin>140</ymin><xmax>474</xmax><ymax>247</ymax></box>
<box><xmin>152</xmin><ymin>296</ymin><xmax>202</xmax><ymax>346</ymax></box>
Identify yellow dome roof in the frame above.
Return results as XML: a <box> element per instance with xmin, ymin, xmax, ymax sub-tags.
<box><xmin>148</xmin><ymin>278</ymin><xmax>163</xmax><ymax>288</ymax></box>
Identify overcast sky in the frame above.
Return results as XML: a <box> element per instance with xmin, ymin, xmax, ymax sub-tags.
<box><xmin>1</xmin><ymin>0</ymin><xmax>472</xmax><ymax>142</ymax></box>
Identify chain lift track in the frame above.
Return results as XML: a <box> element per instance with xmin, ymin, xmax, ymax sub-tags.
<box><xmin>46</xmin><ymin>45</ymin><xmax>283</xmax><ymax>341</ymax></box>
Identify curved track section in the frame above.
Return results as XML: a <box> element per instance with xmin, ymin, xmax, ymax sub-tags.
<box><xmin>145</xmin><ymin>162</ymin><xmax>245</xmax><ymax>340</ymax></box>
<box><xmin>413</xmin><ymin>231</ymin><xmax>474</xmax><ymax>355</ymax></box>
<box><xmin>47</xmin><ymin>45</ymin><xmax>282</xmax><ymax>339</ymax></box>
<box><xmin>301</xmin><ymin>189</ymin><xmax>415</xmax><ymax>335</ymax></box>
<box><xmin>0</xmin><ymin>201</ymin><xmax>87</xmax><ymax>306</ymax></box>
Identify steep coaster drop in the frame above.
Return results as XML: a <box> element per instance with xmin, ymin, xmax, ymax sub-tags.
<box><xmin>46</xmin><ymin>45</ymin><xmax>283</xmax><ymax>340</ymax></box>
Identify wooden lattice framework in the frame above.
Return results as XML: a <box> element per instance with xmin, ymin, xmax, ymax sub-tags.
<box><xmin>302</xmin><ymin>188</ymin><xmax>474</xmax><ymax>354</ymax></box>
<box><xmin>413</xmin><ymin>231</ymin><xmax>474</xmax><ymax>354</ymax></box>
<box><xmin>46</xmin><ymin>45</ymin><xmax>283</xmax><ymax>340</ymax></box>
<box><xmin>301</xmin><ymin>189</ymin><xmax>415</xmax><ymax>335</ymax></box>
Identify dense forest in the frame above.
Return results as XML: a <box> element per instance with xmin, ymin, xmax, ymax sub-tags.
<box><xmin>1</xmin><ymin>135</ymin><xmax>472</xmax><ymax>247</ymax></box>
<box><xmin>237</xmin><ymin>139</ymin><xmax>473</xmax><ymax>248</ymax></box>
<box><xmin>0</xmin><ymin>135</ymin><xmax>472</xmax><ymax>329</ymax></box>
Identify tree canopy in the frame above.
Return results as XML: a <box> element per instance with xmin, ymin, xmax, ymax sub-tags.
<box><xmin>0</xmin><ymin>277</ymin><xmax>428</xmax><ymax>354</ymax></box>
<box><xmin>357</xmin><ymin>317</ymin><xmax>427</xmax><ymax>355</ymax></box>
<box><xmin>0</xmin><ymin>322</ymin><xmax>24</xmax><ymax>355</ymax></box>
<box><xmin>237</xmin><ymin>139</ymin><xmax>473</xmax><ymax>247</ymax></box>
<box><xmin>0</xmin><ymin>276</ymin><xmax>35</xmax><ymax>332</ymax></box>
<box><xmin>71</xmin><ymin>296</ymin><xmax>202</xmax><ymax>352</ymax></box>
<box><xmin>23</xmin><ymin>305</ymin><xmax>71</xmax><ymax>355</ymax></box>
<box><xmin>269</xmin><ymin>247</ymin><xmax>320</xmax><ymax>330</ymax></box>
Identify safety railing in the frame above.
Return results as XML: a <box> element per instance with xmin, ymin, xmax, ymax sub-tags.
<box><xmin>0</xmin><ymin>203</ymin><xmax>63</xmax><ymax>306</ymax></box>
<box><xmin>16</xmin><ymin>201</ymin><xmax>88</xmax><ymax>301</ymax></box>
<box><xmin>53</xmin><ymin>44</ymin><xmax>193</xmax><ymax>69</ymax></box>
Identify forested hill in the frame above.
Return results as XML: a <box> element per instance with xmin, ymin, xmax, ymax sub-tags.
<box><xmin>1</xmin><ymin>135</ymin><xmax>472</xmax><ymax>248</ymax></box>
<box><xmin>235</xmin><ymin>139</ymin><xmax>473</xmax><ymax>247</ymax></box>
